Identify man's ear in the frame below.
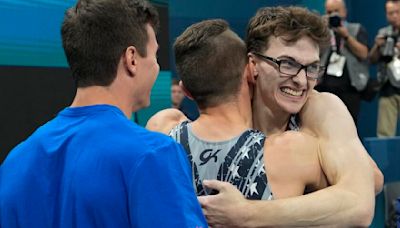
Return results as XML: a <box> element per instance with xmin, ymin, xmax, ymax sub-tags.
<box><xmin>124</xmin><ymin>46</ymin><xmax>138</xmax><ymax>77</ymax></box>
<box><xmin>179</xmin><ymin>80</ymin><xmax>194</xmax><ymax>100</ymax></box>
<box><xmin>247</xmin><ymin>53</ymin><xmax>258</xmax><ymax>84</ymax></box>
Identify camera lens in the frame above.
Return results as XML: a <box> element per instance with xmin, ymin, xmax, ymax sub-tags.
<box><xmin>329</xmin><ymin>15</ymin><xmax>341</xmax><ymax>28</ymax></box>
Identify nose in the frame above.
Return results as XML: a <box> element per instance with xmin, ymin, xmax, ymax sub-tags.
<box><xmin>291</xmin><ymin>68</ymin><xmax>307</xmax><ymax>86</ymax></box>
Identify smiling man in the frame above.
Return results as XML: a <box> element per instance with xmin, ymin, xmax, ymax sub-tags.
<box><xmin>147</xmin><ymin>6</ymin><xmax>383</xmax><ymax>227</ymax></box>
<box><xmin>198</xmin><ymin>6</ymin><xmax>382</xmax><ymax>226</ymax></box>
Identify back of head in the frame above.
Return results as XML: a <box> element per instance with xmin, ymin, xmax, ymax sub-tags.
<box><xmin>61</xmin><ymin>0</ymin><xmax>159</xmax><ymax>88</ymax></box>
<box><xmin>246</xmin><ymin>6</ymin><xmax>330</xmax><ymax>54</ymax></box>
<box><xmin>174</xmin><ymin>19</ymin><xmax>247</xmax><ymax>109</ymax></box>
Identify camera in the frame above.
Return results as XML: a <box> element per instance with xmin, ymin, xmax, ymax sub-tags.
<box><xmin>380</xmin><ymin>35</ymin><xmax>398</xmax><ymax>63</ymax></box>
<box><xmin>329</xmin><ymin>14</ymin><xmax>341</xmax><ymax>28</ymax></box>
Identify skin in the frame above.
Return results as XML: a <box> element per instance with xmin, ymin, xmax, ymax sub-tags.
<box><xmin>198</xmin><ymin>34</ymin><xmax>382</xmax><ymax>226</ymax></box>
<box><xmin>251</xmin><ymin>36</ymin><xmax>319</xmax><ymax>135</ymax></box>
<box><xmin>147</xmin><ymin>25</ymin><xmax>382</xmax><ymax>227</ymax></box>
<box><xmin>171</xmin><ymin>84</ymin><xmax>184</xmax><ymax>109</ymax></box>
<box><xmin>250</xmin><ymin>36</ymin><xmax>328</xmax><ymax>198</ymax></box>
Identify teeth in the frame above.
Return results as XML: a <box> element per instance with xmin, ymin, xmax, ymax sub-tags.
<box><xmin>281</xmin><ymin>88</ymin><xmax>303</xmax><ymax>96</ymax></box>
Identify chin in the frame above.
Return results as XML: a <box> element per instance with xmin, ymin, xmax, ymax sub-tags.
<box><xmin>278</xmin><ymin>103</ymin><xmax>302</xmax><ymax>114</ymax></box>
<box><xmin>275</xmin><ymin>94</ymin><xmax>306</xmax><ymax>115</ymax></box>
<box><xmin>136</xmin><ymin>99</ymin><xmax>151</xmax><ymax>110</ymax></box>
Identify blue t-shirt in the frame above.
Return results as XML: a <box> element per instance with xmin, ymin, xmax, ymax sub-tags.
<box><xmin>0</xmin><ymin>105</ymin><xmax>207</xmax><ymax>227</ymax></box>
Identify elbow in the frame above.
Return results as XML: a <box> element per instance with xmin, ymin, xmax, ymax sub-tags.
<box><xmin>352</xmin><ymin>203</ymin><xmax>374</xmax><ymax>227</ymax></box>
<box><xmin>359</xmin><ymin>51</ymin><xmax>369</xmax><ymax>60</ymax></box>
<box><xmin>374</xmin><ymin>169</ymin><xmax>384</xmax><ymax>195</ymax></box>
<box><xmin>348</xmin><ymin>190</ymin><xmax>375</xmax><ymax>227</ymax></box>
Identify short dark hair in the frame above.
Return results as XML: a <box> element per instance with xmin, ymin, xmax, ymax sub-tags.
<box><xmin>171</xmin><ymin>78</ymin><xmax>179</xmax><ymax>86</ymax></box>
<box><xmin>61</xmin><ymin>0</ymin><xmax>159</xmax><ymax>87</ymax></box>
<box><xmin>246</xmin><ymin>6</ymin><xmax>330</xmax><ymax>54</ymax></box>
<box><xmin>174</xmin><ymin>19</ymin><xmax>247</xmax><ymax>108</ymax></box>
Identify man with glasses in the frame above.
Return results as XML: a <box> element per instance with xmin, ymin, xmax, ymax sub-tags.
<box><xmin>251</xmin><ymin>52</ymin><xmax>325</xmax><ymax>79</ymax></box>
<box><xmin>148</xmin><ymin>6</ymin><xmax>381</xmax><ymax>227</ymax></box>
<box><xmin>198</xmin><ymin>6</ymin><xmax>382</xmax><ymax>226</ymax></box>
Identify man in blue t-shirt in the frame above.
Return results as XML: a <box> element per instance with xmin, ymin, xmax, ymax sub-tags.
<box><xmin>0</xmin><ymin>1</ymin><xmax>206</xmax><ymax>227</ymax></box>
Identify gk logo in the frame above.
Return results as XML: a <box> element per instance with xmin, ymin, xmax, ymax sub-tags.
<box><xmin>199</xmin><ymin>149</ymin><xmax>221</xmax><ymax>165</ymax></box>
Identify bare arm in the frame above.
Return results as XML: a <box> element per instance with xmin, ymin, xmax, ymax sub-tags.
<box><xmin>198</xmin><ymin>92</ymin><xmax>377</xmax><ymax>227</ymax></box>
<box><xmin>301</xmin><ymin>91</ymin><xmax>384</xmax><ymax>195</ymax></box>
<box><xmin>145</xmin><ymin>108</ymin><xmax>188</xmax><ymax>135</ymax></box>
<box><xmin>345</xmin><ymin>34</ymin><xmax>369</xmax><ymax>60</ymax></box>
<box><xmin>335</xmin><ymin>26</ymin><xmax>368</xmax><ymax>60</ymax></box>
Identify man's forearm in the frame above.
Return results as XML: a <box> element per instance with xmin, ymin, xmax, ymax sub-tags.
<box><xmin>369</xmin><ymin>44</ymin><xmax>381</xmax><ymax>63</ymax></box>
<box><xmin>346</xmin><ymin>35</ymin><xmax>368</xmax><ymax>60</ymax></box>
<box><xmin>244</xmin><ymin>184</ymin><xmax>374</xmax><ymax>227</ymax></box>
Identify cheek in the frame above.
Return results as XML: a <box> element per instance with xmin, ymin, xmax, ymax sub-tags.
<box><xmin>308</xmin><ymin>80</ymin><xmax>317</xmax><ymax>90</ymax></box>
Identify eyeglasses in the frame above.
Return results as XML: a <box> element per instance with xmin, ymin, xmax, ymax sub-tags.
<box><xmin>252</xmin><ymin>52</ymin><xmax>325</xmax><ymax>80</ymax></box>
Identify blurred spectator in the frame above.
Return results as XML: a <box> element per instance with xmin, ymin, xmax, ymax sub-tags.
<box><xmin>369</xmin><ymin>0</ymin><xmax>400</xmax><ymax>137</ymax></box>
<box><xmin>316</xmin><ymin>0</ymin><xmax>369</xmax><ymax>124</ymax></box>
<box><xmin>171</xmin><ymin>78</ymin><xmax>184</xmax><ymax>109</ymax></box>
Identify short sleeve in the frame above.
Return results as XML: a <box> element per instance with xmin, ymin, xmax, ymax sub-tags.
<box><xmin>356</xmin><ymin>25</ymin><xmax>368</xmax><ymax>47</ymax></box>
<box><xmin>128</xmin><ymin>140</ymin><xmax>207</xmax><ymax>227</ymax></box>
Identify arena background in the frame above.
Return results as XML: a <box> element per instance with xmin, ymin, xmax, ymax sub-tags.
<box><xmin>0</xmin><ymin>1</ymin><xmax>398</xmax><ymax>227</ymax></box>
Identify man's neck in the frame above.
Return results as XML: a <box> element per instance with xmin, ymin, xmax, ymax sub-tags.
<box><xmin>251</xmin><ymin>92</ymin><xmax>291</xmax><ymax>136</ymax></box>
<box><xmin>191</xmin><ymin>99</ymin><xmax>252</xmax><ymax>142</ymax></box>
<box><xmin>71</xmin><ymin>86</ymin><xmax>132</xmax><ymax>118</ymax></box>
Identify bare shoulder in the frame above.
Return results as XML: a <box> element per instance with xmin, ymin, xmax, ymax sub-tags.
<box><xmin>300</xmin><ymin>90</ymin><xmax>355</xmax><ymax>138</ymax></box>
<box><xmin>265</xmin><ymin>131</ymin><xmax>319</xmax><ymax>156</ymax></box>
<box><xmin>145</xmin><ymin>108</ymin><xmax>188</xmax><ymax>135</ymax></box>
<box><xmin>303</xmin><ymin>90</ymin><xmax>348</xmax><ymax>114</ymax></box>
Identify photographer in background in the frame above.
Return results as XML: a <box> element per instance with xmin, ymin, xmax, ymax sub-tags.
<box><xmin>370</xmin><ymin>0</ymin><xmax>400</xmax><ymax>137</ymax></box>
<box><xmin>171</xmin><ymin>78</ymin><xmax>184</xmax><ymax>109</ymax></box>
<box><xmin>316</xmin><ymin>0</ymin><xmax>369</xmax><ymax>124</ymax></box>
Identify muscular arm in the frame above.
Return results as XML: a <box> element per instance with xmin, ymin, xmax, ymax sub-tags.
<box><xmin>145</xmin><ymin>108</ymin><xmax>188</xmax><ymax>135</ymax></box>
<box><xmin>198</xmin><ymin>91</ymin><xmax>378</xmax><ymax>227</ymax></box>
<box><xmin>301</xmin><ymin>91</ymin><xmax>384</xmax><ymax>194</ymax></box>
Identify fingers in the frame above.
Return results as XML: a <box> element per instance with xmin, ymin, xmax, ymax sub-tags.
<box><xmin>197</xmin><ymin>195</ymin><xmax>211</xmax><ymax>207</ymax></box>
<box><xmin>202</xmin><ymin>179</ymin><xmax>227</xmax><ymax>192</ymax></box>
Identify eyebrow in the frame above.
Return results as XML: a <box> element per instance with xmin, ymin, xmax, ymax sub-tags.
<box><xmin>277</xmin><ymin>55</ymin><xmax>320</xmax><ymax>65</ymax></box>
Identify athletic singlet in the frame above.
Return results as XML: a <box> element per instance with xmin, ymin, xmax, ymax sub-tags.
<box><xmin>287</xmin><ymin>114</ymin><xmax>300</xmax><ymax>131</ymax></box>
<box><xmin>170</xmin><ymin>121</ymin><xmax>273</xmax><ymax>200</ymax></box>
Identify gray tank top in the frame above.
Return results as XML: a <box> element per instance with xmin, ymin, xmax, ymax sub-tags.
<box><xmin>287</xmin><ymin>114</ymin><xmax>300</xmax><ymax>131</ymax></box>
<box><xmin>169</xmin><ymin>121</ymin><xmax>273</xmax><ymax>200</ymax></box>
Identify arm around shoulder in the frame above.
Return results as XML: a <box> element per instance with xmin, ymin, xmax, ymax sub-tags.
<box><xmin>301</xmin><ymin>91</ymin><xmax>384</xmax><ymax>194</ymax></box>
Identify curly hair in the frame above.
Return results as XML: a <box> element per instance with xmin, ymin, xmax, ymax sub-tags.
<box><xmin>246</xmin><ymin>6</ymin><xmax>330</xmax><ymax>54</ymax></box>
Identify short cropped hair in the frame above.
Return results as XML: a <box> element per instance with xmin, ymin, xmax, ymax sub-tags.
<box><xmin>171</xmin><ymin>78</ymin><xmax>179</xmax><ymax>86</ymax></box>
<box><xmin>246</xmin><ymin>6</ymin><xmax>330</xmax><ymax>54</ymax></box>
<box><xmin>174</xmin><ymin>19</ymin><xmax>247</xmax><ymax>108</ymax></box>
<box><xmin>61</xmin><ymin>0</ymin><xmax>159</xmax><ymax>87</ymax></box>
